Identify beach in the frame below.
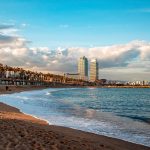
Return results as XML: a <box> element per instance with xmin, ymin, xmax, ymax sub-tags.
<box><xmin>0</xmin><ymin>86</ymin><xmax>150</xmax><ymax>150</ymax></box>
<box><xmin>0</xmin><ymin>85</ymin><xmax>51</xmax><ymax>95</ymax></box>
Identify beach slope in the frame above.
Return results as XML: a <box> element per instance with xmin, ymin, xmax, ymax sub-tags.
<box><xmin>0</xmin><ymin>102</ymin><xmax>149</xmax><ymax>150</ymax></box>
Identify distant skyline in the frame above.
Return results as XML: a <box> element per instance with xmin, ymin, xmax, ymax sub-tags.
<box><xmin>0</xmin><ymin>0</ymin><xmax>150</xmax><ymax>81</ymax></box>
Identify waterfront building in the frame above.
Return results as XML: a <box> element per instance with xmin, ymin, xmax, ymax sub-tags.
<box><xmin>0</xmin><ymin>63</ymin><xmax>89</xmax><ymax>86</ymax></box>
<box><xmin>65</xmin><ymin>73</ymin><xmax>80</xmax><ymax>80</ymax></box>
<box><xmin>90</xmin><ymin>58</ymin><xmax>99</xmax><ymax>82</ymax></box>
<box><xmin>78</xmin><ymin>56</ymin><xmax>88</xmax><ymax>80</ymax></box>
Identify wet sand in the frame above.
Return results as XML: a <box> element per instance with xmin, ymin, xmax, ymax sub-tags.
<box><xmin>0</xmin><ymin>85</ymin><xmax>50</xmax><ymax>95</ymax></box>
<box><xmin>0</xmin><ymin>87</ymin><xmax>150</xmax><ymax>150</ymax></box>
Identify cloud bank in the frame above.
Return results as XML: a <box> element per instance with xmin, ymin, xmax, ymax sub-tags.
<box><xmin>0</xmin><ymin>24</ymin><xmax>150</xmax><ymax>81</ymax></box>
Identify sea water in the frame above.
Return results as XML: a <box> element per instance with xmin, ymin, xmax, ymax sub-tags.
<box><xmin>0</xmin><ymin>88</ymin><xmax>150</xmax><ymax>147</ymax></box>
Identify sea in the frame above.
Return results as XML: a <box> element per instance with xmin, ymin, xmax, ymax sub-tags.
<box><xmin>0</xmin><ymin>88</ymin><xmax>150</xmax><ymax>147</ymax></box>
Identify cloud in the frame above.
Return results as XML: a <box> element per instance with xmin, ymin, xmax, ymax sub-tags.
<box><xmin>0</xmin><ymin>24</ymin><xmax>18</xmax><ymax>36</ymax></box>
<box><xmin>0</xmin><ymin>24</ymin><xmax>150</xmax><ymax>80</ymax></box>
<box><xmin>0</xmin><ymin>24</ymin><xmax>14</xmax><ymax>30</ymax></box>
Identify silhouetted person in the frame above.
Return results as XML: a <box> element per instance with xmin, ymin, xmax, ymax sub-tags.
<box><xmin>6</xmin><ymin>86</ymin><xmax>9</xmax><ymax>91</ymax></box>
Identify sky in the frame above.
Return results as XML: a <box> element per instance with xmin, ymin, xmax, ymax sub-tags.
<box><xmin>0</xmin><ymin>0</ymin><xmax>150</xmax><ymax>81</ymax></box>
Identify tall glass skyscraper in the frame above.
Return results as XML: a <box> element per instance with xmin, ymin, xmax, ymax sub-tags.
<box><xmin>90</xmin><ymin>59</ymin><xmax>99</xmax><ymax>82</ymax></box>
<box><xmin>78</xmin><ymin>56</ymin><xmax>88</xmax><ymax>80</ymax></box>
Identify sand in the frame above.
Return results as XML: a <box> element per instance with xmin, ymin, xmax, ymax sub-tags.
<box><xmin>0</xmin><ymin>85</ymin><xmax>50</xmax><ymax>95</ymax></box>
<box><xmin>0</xmin><ymin>87</ymin><xmax>150</xmax><ymax>150</ymax></box>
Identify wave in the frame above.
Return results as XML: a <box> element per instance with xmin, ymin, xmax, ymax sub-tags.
<box><xmin>119</xmin><ymin>115</ymin><xmax>150</xmax><ymax>124</ymax></box>
<box><xmin>0</xmin><ymin>88</ymin><xmax>150</xmax><ymax>147</ymax></box>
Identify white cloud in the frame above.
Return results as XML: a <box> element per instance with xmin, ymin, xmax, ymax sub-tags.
<box><xmin>0</xmin><ymin>24</ymin><xmax>150</xmax><ymax>81</ymax></box>
<box><xmin>0</xmin><ymin>24</ymin><xmax>18</xmax><ymax>36</ymax></box>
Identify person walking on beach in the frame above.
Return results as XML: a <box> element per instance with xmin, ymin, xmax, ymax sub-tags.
<box><xmin>6</xmin><ymin>86</ymin><xmax>9</xmax><ymax>91</ymax></box>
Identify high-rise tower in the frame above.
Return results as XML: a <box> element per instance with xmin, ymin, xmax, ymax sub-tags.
<box><xmin>78</xmin><ymin>56</ymin><xmax>88</xmax><ymax>80</ymax></box>
<box><xmin>90</xmin><ymin>59</ymin><xmax>99</xmax><ymax>82</ymax></box>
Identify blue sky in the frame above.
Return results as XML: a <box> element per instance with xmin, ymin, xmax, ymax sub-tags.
<box><xmin>0</xmin><ymin>0</ymin><xmax>150</xmax><ymax>81</ymax></box>
<box><xmin>0</xmin><ymin>0</ymin><xmax>150</xmax><ymax>48</ymax></box>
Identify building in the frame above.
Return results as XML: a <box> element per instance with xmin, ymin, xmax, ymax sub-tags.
<box><xmin>90</xmin><ymin>58</ymin><xmax>99</xmax><ymax>82</ymax></box>
<box><xmin>78</xmin><ymin>56</ymin><xmax>88</xmax><ymax>80</ymax></box>
<box><xmin>65</xmin><ymin>73</ymin><xmax>80</xmax><ymax>80</ymax></box>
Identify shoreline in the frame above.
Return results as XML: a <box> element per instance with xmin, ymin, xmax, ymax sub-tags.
<box><xmin>0</xmin><ymin>86</ymin><xmax>150</xmax><ymax>150</ymax></box>
<box><xmin>0</xmin><ymin>85</ymin><xmax>51</xmax><ymax>95</ymax></box>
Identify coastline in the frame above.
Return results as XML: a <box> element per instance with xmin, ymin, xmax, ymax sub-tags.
<box><xmin>1</xmin><ymin>84</ymin><xmax>150</xmax><ymax>95</ymax></box>
<box><xmin>0</xmin><ymin>85</ymin><xmax>51</xmax><ymax>95</ymax></box>
<box><xmin>0</xmin><ymin>86</ymin><xmax>150</xmax><ymax>150</ymax></box>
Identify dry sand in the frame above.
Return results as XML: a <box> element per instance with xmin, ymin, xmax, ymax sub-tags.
<box><xmin>0</xmin><ymin>86</ymin><xmax>150</xmax><ymax>150</ymax></box>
